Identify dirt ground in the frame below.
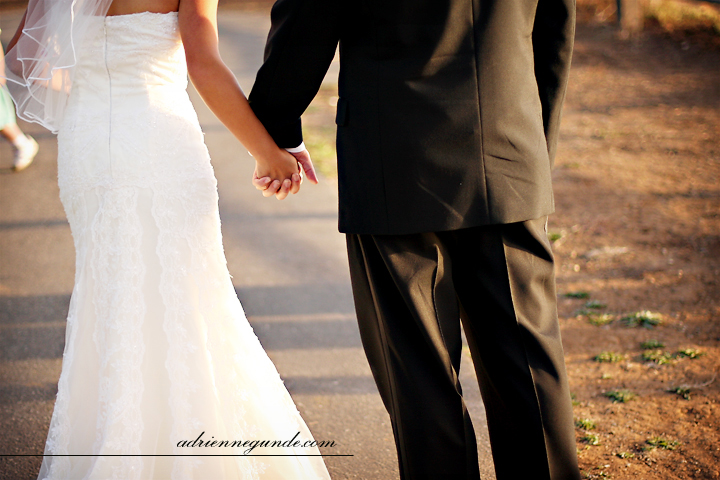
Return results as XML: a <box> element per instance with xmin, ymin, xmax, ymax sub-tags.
<box><xmin>552</xmin><ymin>11</ymin><xmax>720</xmax><ymax>480</ymax></box>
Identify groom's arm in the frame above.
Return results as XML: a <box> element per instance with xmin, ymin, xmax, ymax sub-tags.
<box><xmin>249</xmin><ymin>0</ymin><xmax>341</xmax><ymax>149</ymax></box>
<box><xmin>532</xmin><ymin>0</ymin><xmax>575</xmax><ymax>167</ymax></box>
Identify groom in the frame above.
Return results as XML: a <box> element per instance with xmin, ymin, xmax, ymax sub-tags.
<box><xmin>250</xmin><ymin>0</ymin><xmax>580</xmax><ymax>478</ymax></box>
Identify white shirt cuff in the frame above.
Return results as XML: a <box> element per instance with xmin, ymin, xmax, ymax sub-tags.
<box><xmin>284</xmin><ymin>142</ymin><xmax>306</xmax><ymax>154</ymax></box>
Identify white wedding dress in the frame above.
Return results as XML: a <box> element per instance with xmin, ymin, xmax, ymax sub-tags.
<box><xmin>38</xmin><ymin>11</ymin><xmax>330</xmax><ymax>480</ymax></box>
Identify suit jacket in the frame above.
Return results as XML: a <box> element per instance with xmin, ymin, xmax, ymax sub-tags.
<box><xmin>249</xmin><ymin>0</ymin><xmax>575</xmax><ymax>235</ymax></box>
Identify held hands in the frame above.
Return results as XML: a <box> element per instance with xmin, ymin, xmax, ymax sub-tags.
<box><xmin>252</xmin><ymin>146</ymin><xmax>318</xmax><ymax>200</ymax></box>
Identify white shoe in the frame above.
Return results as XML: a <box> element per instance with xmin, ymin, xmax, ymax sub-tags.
<box><xmin>13</xmin><ymin>135</ymin><xmax>39</xmax><ymax>171</ymax></box>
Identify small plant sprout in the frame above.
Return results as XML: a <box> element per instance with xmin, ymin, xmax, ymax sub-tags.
<box><xmin>593</xmin><ymin>465</ymin><xmax>610</xmax><ymax>478</ymax></box>
<box><xmin>604</xmin><ymin>389</ymin><xmax>637</xmax><ymax>403</ymax></box>
<box><xmin>642</xmin><ymin>349</ymin><xmax>674</xmax><ymax>365</ymax></box>
<box><xmin>594</xmin><ymin>351</ymin><xmax>626</xmax><ymax>363</ymax></box>
<box><xmin>585</xmin><ymin>300</ymin><xmax>607</xmax><ymax>309</ymax></box>
<box><xmin>669</xmin><ymin>385</ymin><xmax>692</xmax><ymax>400</ymax></box>
<box><xmin>676</xmin><ymin>348</ymin><xmax>704</xmax><ymax>359</ymax></box>
<box><xmin>587</xmin><ymin>314</ymin><xmax>615</xmax><ymax>326</ymax></box>
<box><xmin>548</xmin><ymin>231</ymin><xmax>563</xmax><ymax>242</ymax></box>
<box><xmin>642</xmin><ymin>348</ymin><xmax>704</xmax><ymax>365</ymax></box>
<box><xmin>571</xmin><ymin>393</ymin><xmax>581</xmax><ymax>407</ymax></box>
<box><xmin>616</xmin><ymin>451</ymin><xmax>635</xmax><ymax>459</ymax></box>
<box><xmin>582</xmin><ymin>471</ymin><xmax>609</xmax><ymax>479</ymax></box>
<box><xmin>580</xmin><ymin>433</ymin><xmax>600</xmax><ymax>445</ymax></box>
<box><xmin>565</xmin><ymin>291</ymin><xmax>590</xmax><ymax>299</ymax></box>
<box><xmin>645</xmin><ymin>437</ymin><xmax>680</xmax><ymax>450</ymax></box>
<box><xmin>575</xmin><ymin>418</ymin><xmax>597</xmax><ymax>430</ymax></box>
<box><xmin>640</xmin><ymin>339</ymin><xmax>665</xmax><ymax>349</ymax></box>
<box><xmin>620</xmin><ymin>311</ymin><xmax>663</xmax><ymax>328</ymax></box>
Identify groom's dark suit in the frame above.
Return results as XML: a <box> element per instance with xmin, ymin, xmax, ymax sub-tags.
<box><xmin>250</xmin><ymin>0</ymin><xmax>580</xmax><ymax>478</ymax></box>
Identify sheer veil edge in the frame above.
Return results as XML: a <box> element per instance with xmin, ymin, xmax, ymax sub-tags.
<box><xmin>2</xmin><ymin>0</ymin><xmax>114</xmax><ymax>133</ymax></box>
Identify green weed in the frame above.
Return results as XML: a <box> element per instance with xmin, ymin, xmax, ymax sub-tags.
<box><xmin>580</xmin><ymin>433</ymin><xmax>600</xmax><ymax>445</ymax></box>
<box><xmin>565</xmin><ymin>291</ymin><xmax>591</xmax><ymax>299</ymax></box>
<box><xmin>604</xmin><ymin>389</ymin><xmax>637</xmax><ymax>403</ymax></box>
<box><xmin>575</xmin><ymin>418</ymin><xmax>597</xmax><ymax>430</ymax></box>
<box><xmin>676</xmin><ymin>348</ymin><xmax>704</xmax><ymax>359</ymax></box>
<box><xmin>594</xmin><ymin>351</ymin><xmax>626</xmax><ymax>363</ymax></box>
<box><xmin>585</xmin><ymin>300</ymin><xmax>607</xmax><ymax>309</ymax></box>
<box><xmin>642</xmin><ymin>349</ymin><xmax>674</xmax><ymax>365</ymax></box>
<box><xmin>668</xmin><ymin>385</ymin><xmax>692</xmax><ymax>400</ymax></box>
<box><xmin>587</xmin><ymin>313</ymin><xmax>615</xmax><ymax>326</ymax></box>
<box><xmin>640</xmin><ymin>339</ymin><xmax>665</xmax><ymax>349</ymax></box>
<box><xmin>620</xmin><ymin>311</ymin><xmax>662</xmax><ymax>328</ymax></box>
<box><xmin>645</xmin><ymin>436</ymin><xmax>680</xmax><ymax>451</ymax></box>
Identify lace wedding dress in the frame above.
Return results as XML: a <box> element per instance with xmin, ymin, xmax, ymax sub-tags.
<box><xmin>38</xmin><ymin>11</ymin><xmax>330</xmax><ymax>480</ymax></box>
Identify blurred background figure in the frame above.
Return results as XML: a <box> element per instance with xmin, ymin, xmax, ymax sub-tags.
<box><xmin>0</xmin><ymin>28</ymin><xmax>38</xmax><ymax>172</ymax></box>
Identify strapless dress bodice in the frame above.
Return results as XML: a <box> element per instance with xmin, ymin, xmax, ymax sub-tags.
<box><xmin>58</xmin><ymin>10</ymin><xmax>212</xmax><ymax>195</ymax></box>
<box><xmin>72</xmin><ymin>11</ymin><xmax>187</xmax><ymax>93</ymax></box>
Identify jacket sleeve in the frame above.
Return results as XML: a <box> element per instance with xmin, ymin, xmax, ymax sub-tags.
<box><xmin>532</xmin><ymin>0</ymin><xmax>575</xmax><ymax>166</ymax></box>
<box><xmin>249</xmin><ymin>0</ymin><xmax>341</xmax><ymax>148</ymax></box>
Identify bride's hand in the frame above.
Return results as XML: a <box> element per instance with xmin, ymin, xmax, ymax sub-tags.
<box><xmin>253</xmin><ymin>148</ymin><xmax>302</xmax><ymax>200</ymax></box>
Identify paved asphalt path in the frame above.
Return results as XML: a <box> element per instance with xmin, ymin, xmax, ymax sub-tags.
<box><xmin>0</xmin><ymin>7</ymin><xmax>495</xmax><ymax>479</ymax></box>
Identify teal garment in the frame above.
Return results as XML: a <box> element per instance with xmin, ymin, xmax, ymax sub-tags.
<box><xmin>0</xmin><ymin>25</ymin><xmax>16</xmax><ymax>129</ymax></box>
<box><xmin>0</xmin><ymin>85</ymin><xmax>17</xmax><ymax>129</ymax></box>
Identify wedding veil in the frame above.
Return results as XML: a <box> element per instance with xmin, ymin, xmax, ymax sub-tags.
<box><xmin>3</xmin><ymin>0</ymin><xmax>113</xmax><ymax>133</ymax></box>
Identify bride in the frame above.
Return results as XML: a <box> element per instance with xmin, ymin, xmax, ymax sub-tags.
<box><xmin>4</xmin><ymin>0</ymin><xmax>330</xmax><ymax>478</ymax></box>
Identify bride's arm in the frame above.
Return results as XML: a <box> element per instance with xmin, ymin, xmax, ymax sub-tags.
<box><xmin>2</xmin><ymin>11</ymin><xmax>26</xmax><ymax>82</ymax></box>
<box><xmin>6</xmin><ymin>10</ymin><xmax>27</xmax><ymax>52</ymax></box>
<box><xmin>178</xmin><ymin>0</ymin><xmax>301</xmax><ymax>199</ymax></box>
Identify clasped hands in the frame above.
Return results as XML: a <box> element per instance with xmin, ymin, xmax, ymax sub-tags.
<box><xmin>252</xmin><ymin>147</ymin><xmax>318</xmax><ymax>200</ymax></box>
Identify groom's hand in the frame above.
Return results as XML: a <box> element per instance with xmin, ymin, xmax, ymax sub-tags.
<box><xmin>287</xmin><ymin>148</ymin><xmax>319</xmax><ymax>186</ymax></box>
